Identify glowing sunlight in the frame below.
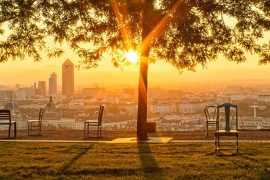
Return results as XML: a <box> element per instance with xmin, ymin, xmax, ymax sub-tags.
<box><xmin>126</xmin><ymin>50</ymin><xmax>139</xmax><ymax>63</ymax></box>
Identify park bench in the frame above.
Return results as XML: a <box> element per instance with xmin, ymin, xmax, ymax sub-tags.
<box><xmin>204</xmin><ymin>105</ymin><xmax>217</xmax><ymax>137</ymax></box>
<box><xmin>84</xmin><ymin>105</ymin><xmax>104</xmax><ymax>138</ymax></box>
<box><xmin>0</xmin><ymin>109</ymin><xmax>16</xmax><ymax>139</ymax></box>
<box><xmin>28</xmin><ymin>108</ymin><xmax>45</xmax><ymax>136</ymax></box>
<box><xmin>215</xmin><ymin>103</ymin><xmax>239</xmax><ymax>155</ymax></box>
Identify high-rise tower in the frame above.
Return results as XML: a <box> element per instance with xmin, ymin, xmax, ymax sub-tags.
<box><xmin>37</xmin><ymin>81</ymin><xmax>46</xmax><ymax>96</ymax></box>
<box><xmin>62</xmin><ymin>59</ymin><xmax>74</xmax><ymax>98</ymax></box>
<box><xmin>49</xmin><ymin>72</ymin><xmax>57</xmax><ymax>95</ymax></box>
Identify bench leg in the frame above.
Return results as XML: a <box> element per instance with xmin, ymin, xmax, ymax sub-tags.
<box><xmin>84</xmin><ymin>123</ymin><xmax>86</xmax><ymax>138</ymax></box>
<box><xmin>39</xmin><ymin>125</ymin><xmax>41</xmax><ymax>136</ymax></box>
<box><xmin>205</xmin><ymin>122</ymin><xmax>208</xmax><ymax>137</ymax></box>
<box><xmin>236</xmin><ymin>134</ymin><xmax>239</xmax><ymax>154</ymax></box>
<box><xmin>8</xmin><ymin>125</ymin><xmax>11</xmax><ymax>139</ymax></box>
<box><xmin>214</xmin><ymin>135</ymin><xmax>217</xmax><ymax>154</ymax></box>
<box><xmin>99</xmin><ymin>126</ymin><xmax>102</xmax><ymax>138</ymax></box>
<box><xmin>28</xmin><ymin>123</ymin><xmax>30</xmax><ymax>136</ymax></box>
<box><xmin>84</xmin><ymin>123</ymin><xmax>90</xmax><ymax>139</ymax></box>
<box><xmin>87</xmin><ymin>123</ymin><xmax>89</xmax><ymax>138</ymax></box>
<box><xmin>14</xmin><ymin>123</ymin><xmax>16</xmax><ymax>138</ymax></box>
<box><xmin>215</xmin><ymin>134</ymin><xmax>221</xmax><ymax>155</ymax></box>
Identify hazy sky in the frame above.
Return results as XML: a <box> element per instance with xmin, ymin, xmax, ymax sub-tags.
<box><xmin>0</xmin><ymin>51</ymin><xmax>269</xmax><ymax>90</ymax></box>
<box><xmin>1</xmin><ymin>6</ymin><xmax>269</xmax><ymax>90</ymax></box>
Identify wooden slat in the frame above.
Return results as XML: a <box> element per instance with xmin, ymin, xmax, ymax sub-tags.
<box><xmin>216</xmin><ymin>147</ymin><xmax>238</xmax><ymax>150</ymax></box>
<box><xmin>0</xmin><ymin>110</ymin><xmax>11</xmax><ymax>123</ymax></box>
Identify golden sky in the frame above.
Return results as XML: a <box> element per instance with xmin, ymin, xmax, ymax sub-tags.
<box><xmin>0</xmin><ymin>51</ymin><xmax>269</xmax><ymax>90</ymax></box>
<box><xmin>1</xmin><ymin>4</ymin><xmax>270</xmax><ymax>90</ymax></box>
<box><xmin>1</xmin><ymin>0</ymin><xmax>270</xmax><ymax>92</ymax></box>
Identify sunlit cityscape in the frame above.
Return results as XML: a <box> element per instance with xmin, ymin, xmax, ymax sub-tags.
<box><xmin>0</xmin><ymin>0</ymin><xmax>270</xmax><ymax>179</ymax></box>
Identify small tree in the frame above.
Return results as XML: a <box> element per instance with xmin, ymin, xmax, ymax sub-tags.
<box><xmin>1</xmin><ymin>0</ymin><xmax>270</xmax><ymax>140</ymax></box>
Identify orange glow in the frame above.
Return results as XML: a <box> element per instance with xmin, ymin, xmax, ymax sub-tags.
<box><xmin>141</xmin><ymin>1</ymin><xmax>182</xmax><ymax>53</ymax></box>
<box><xmin>126</xmin><ymin>50</ymin><xmax>139</xmax><ymax>63</ymax></box>
<box><xmin>111</xmin><ymin>0</ymin><xmax>133</xmax><ymax>50</ymax></box>
<box><xmin>0</xmin><ymin>1</ymin><xmax>269</xmax><ymax>90</ymax></box>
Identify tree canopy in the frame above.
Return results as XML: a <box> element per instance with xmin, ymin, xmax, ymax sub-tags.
<box><xmin>1</xmin><ymin>0</ymin><xmax>270</xmax><ymax>70</ymax></box>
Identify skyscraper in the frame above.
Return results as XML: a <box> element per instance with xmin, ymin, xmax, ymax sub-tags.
<box><xmin>37</xmin><ymin>81</ymin><xmax>46</xmax><ymax>96</ymax></box>
<box><xmin>49</xmin><ymin>72</ymin><xmax>57</xmax><ymax>95</ymax></box>
<box><xmin>62</xmin><ymin>59</ymin><xmax>74</xmax><ymax>98</ymax></box>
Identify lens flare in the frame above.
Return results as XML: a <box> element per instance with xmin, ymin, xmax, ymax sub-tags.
<box><xmin>126</xmin><ymin>50</ymin><xmax>139</xmax><ymax>63</ymax></box>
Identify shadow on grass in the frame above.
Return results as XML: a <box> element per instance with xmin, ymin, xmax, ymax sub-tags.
<box><xmin>57</xmin><ymin>144</ymin><xmax>94</xmax><ymax>175</ymax></box>
<box><xmin>137</xmin><ymin>136</ymin><xmax>164</xmax><ymax>180</ymax></box>
<box><xmin>260</xmin><ymin>172</ymin><xmax>270</xmax><ymax>180</ymax></box>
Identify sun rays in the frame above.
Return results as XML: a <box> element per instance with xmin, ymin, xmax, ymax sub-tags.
<box><xmin>110</xmin><ymin>0</ymin><xmax>182</xmax><ymax>63</ymax></box>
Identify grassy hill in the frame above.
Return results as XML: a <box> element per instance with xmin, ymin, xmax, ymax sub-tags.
<box><xmin>0</xmin><ymin>142</ymin><xmax>269</xmax><ymax>179</ymax></box>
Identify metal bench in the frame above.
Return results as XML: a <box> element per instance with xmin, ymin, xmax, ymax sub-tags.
<box><xmin>28</xmin><ymin>108</ymin><xmax>45</xmax><ymax>136</ymax></box>
<box><xmin>84</xmin><ymin>105</ymin><xmax>104</xmax><ymax>138</ymax></box>
<box><xmin>0</xmin><ymin>109</ymin><xmax>16</xmax><ymax>139</ymax></box>
<box><xmin>215</xmin><ymin>103</ymin><xmax>239</xmax><ymax>155</ymax></box>
<box><xmin>204</xmin><ymin>105</ymin><xmax>217</xmax><ymax>137</ymax></box>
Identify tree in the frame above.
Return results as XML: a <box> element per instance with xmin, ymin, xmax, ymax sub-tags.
<box><xmin>1</xmin><ymin>0</ymin><xmax>270</xmax><ymax>140</ymax></box>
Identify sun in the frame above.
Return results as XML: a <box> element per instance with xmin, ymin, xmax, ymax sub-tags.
<box><xmin>125</xmin><ymin>50</ymin><xmax>139</xmax><ymax>63</ymax></box>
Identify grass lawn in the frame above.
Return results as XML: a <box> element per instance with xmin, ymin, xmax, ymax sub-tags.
<box><xmin>0</xmin><ymin>142</ymin><xmax>269</xmax><ymax>179</ymax></box>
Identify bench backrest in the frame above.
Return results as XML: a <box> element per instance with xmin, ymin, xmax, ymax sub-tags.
<box><xmin>0</xmin><ymin>109</ymin><xmax>11</xmax><ymax>124</ymax></box>
<box><xmin>217</xmin><ymin>103</ymin><xmax>238</xmax><ymax>131</ymax></box>
<box><xmin>204</xmin><ymin>105</ymin><xmax>217</xmax><ymax>121</ymax></box>
<box><xmin>98</xmin><ymin>105</ymin><xmax>104</xmax><ymax>126</ymax></box>
<box><xmin>39</xmin><ymin>108</ymin><xmax>45</xmax><ymax>122</ymax></box>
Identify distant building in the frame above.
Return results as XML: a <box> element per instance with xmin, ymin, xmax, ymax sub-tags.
<box><xmin>123</xmin><ymin>88</ymin><xmax>136</xmax><ymax>97</ymax></box>
<box><xmin>62</xmin><ymin>59</ymin><xmax>74</xmax><ymax>98</ymax></box>
<box><xmin>178</xmin><ymin>100</ymin><xmax>202</xmax><ymax>114</ymax></box>
<box><xmin>46</xmin><ymin>96</ymin><xmax>56</xmax><ymax>110</ymax></box>
<box><xmin>49</xmin><ymin>72</ymin><xmax>57</xmax><ymax>95</ymax></box>
<box><xmin>257</xmin><ymin>95</ymin><xmax>270</xmax><ymax>103</ymax></box>
<box><xmin>37</xmin><ymin>81</ymin><xmax>46</xmax><ymax>96</ymax></box>
<box><xmin>123</xmin><ymin>105</ymin><xmax>137</xmax><ymax>115</ymax></box>
<box><xmin>149</xmin><ymin>104</ymin><xmax>170</xmax><ymax>115</ymax></box>
<box><xmin>4</xmin><ymin>99</ymin><xmax>19</xmax><ymax>110</ymax></box>
<box><xmin>15</xmin><ymin>84</ymin><xmax>20</xmax><ymax>90</ymax></box>
<box><xmin>0</xmin><ymin>90</ymin><xmax>13</xmax><ymax>99</ymax></box>
<box><xmin>82</xmin><ymin>88</ymin><xmax>102</xmax><ymax>98</ymax></box>
<box><xmin>15</xmin><ymin>87</ymin><xmax>35</xmax><ymax>99</ymax></box>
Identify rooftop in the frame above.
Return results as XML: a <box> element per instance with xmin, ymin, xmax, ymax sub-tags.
<box><xmin>63</xmin><ymin>58</ymin><xmax>74</xmax><ymax>66</ymax></box>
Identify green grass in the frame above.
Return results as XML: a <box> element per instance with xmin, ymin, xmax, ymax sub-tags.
<box><xmin>0</xmin><ymin>142</ymin><xmax>269</xmax><ymax>179</ymax></box>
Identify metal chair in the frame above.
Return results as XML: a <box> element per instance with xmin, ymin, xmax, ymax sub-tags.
<box><xmin>0</xmin><ymin>109</ymin><xmax>16</xmax><ymax>139</ymax></box>
<box><xmin>28</xmin><ymin>108</ymin><xmax>45</xmax><ymax>136</ymax></box>
<box><xmin>215</xmin><ymin>103</ymin><xmax>239</xmax><ymax>155</ymax></box>
<box><xmin>84</xmin><ymin>105</ymin><xmax>104</xmax><ymax>138</ymax></box>
<box><xmin>204</xmin><ymin>105</ymin><xmax>217</xmax><ymax>137</ymax></box>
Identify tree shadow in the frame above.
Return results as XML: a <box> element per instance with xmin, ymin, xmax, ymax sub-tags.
<box><xmin>137</xmin><ymin>142</ymin><xmax>164</xmax><ymax>180</ymax></box>
<box><xmin>57</xmin><ymin>144</ymin><xmax>94</xmax><ymax>174</ymax></box>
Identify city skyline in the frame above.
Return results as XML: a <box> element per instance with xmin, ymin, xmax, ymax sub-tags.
<box><xmin>0</xmin><ymin>54</ymin><xmax>270</xmax><ymax>89</ymax></box>
<box><xmin>0</xmin><ymin>1</ymin><xmax>269</xmax><ymax>178</ymax></box>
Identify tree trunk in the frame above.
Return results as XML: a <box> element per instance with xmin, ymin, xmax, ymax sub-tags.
<box><xmin>137</xmin><ymin>49</ymin><xmax>149</xmax><ymax>141</ymax></box>
<box><xmin>137</xmin><ymin>0</ymin><xmax>152</xmax><ymax>141</ymax></box>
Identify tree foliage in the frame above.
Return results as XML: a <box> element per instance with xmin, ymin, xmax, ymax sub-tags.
<box><xmin>0</xmin><ymin>0</ymin><xmax>270</xmax><ymax>70</ymax></box>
